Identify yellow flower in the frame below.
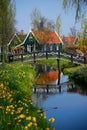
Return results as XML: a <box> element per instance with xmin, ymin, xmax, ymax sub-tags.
<box><xmin>19</xmin><ymin>114</ymin><xmax>25</xmax><ymax>119</ymax></box>
<box><xmin>18</xmin><ymin>100</ymin><xmax>22</xmax><ymax>103</ymax></box>
<box><xmin>32</xmin><ymin>117</ymin><xmax>36</xmax><ymax>122</ymax></box>
<box><xmin>33</xmin><ymin>123</ymin><xmax>38</xmax><ymax>127</ymax></box>
<box><xmin>26</xmin><ymin>116</ymin><xmax>31</xmax><ymax>121</ymax></box>
<box><xmin>46</xmin><ymin>128</ymin><xmax>50</xmax><ymax>130</ymax></box>
<box><xmin>0</xmin><ymin>106</ymin><xmax>3</xmax><ymax>109</ymax></box>
<box><xmin>43</xmin><ymin>112</ymin><xmax>46</xmax><ymax>119</ymax></box>
<box><xmin>25</xmin><ymin>126</ymin><xmax>28</xmax><ymax>130</ymax></box>
<box><xmin>27</xmin><ymin>122</ymin><xmax>33</xmax><ymax>127</ymax></box>
<box><xmin>11</xmin><ymin>111</ymin><xmax>14</xmax><ymax>115</ymax></box>
<box><xmin>17</xmin><ymin>119</ymin><xmax>21</xmax><ymax>122</ymax></box>
<box><xmin>48</xmin><ymin>117</ymin><xmax>55</xmax><ymax>123</ymax></box>
<box><xmin>0</xmin><ymin>83</ymin><xmax>4</xmax><ymax>88</ymax></box>
<box><xmin>17</xmin><ymin>107</ymin><xmax>23</xmax><ymax>111</ymax></box>
<box><xmin>40</xmin><ymin>113</ymin><xmax>43</xmax><ymax>117</ymax></box>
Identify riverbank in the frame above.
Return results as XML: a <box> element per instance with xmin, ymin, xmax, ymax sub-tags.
<box><xmin>34</xmin><ymin>58</ymin><xmax>77</xmax><ymax>71</ymax></box>
<box><xmin>65</xmin><ymin>65</ymin><xmax>87</xmax><ymax>88</ymax></box>
<box><xmin>0</xmin><ymin>62</ymin><xmax>54</xmax><ymax>130</ymax></box>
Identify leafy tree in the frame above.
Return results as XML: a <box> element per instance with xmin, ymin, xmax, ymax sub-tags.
<box><xmin>0</xmin><ymin>0</ymin><xmax>16</xmax><ymax>64</ymax></box>
<box><xmin>78</xmin><ymin>19</ymin><xmax>87</xmax><ymax>51</ymax></box>
<box><xmin>62</xmin><ymin>0</ymin><xmax>87</xmax><ymax>20</ymax></box>
<box><xmin>81</xmin><ymin>18</ymin><xmax>87</xmax><ymax>39</ymax></box>
<box><xmin>56</xmin><ymin>15</ymin><xmax>61</xmax><ymax>36</ymax></box>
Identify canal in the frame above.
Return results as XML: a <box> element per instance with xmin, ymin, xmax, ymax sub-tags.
<box><xmin>32</xmin><ymin>64</ymin><xmax>87</xmax><ymax>130</ymax></box>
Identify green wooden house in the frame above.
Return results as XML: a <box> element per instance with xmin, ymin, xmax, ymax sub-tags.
<box><xmin>16</xmin><ymin>30</ymin><xmax>63</xmax><ymax>53</ymax></box>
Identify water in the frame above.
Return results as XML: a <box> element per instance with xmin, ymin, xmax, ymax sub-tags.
<box><xmin>32</xmin><ymin>64</ymin><xmax>87</xmax><ymax>130</ymax></box>
<box><xmin>41</xmin><ymin>92</ymin><xmax>87</xmax><ymax>130</ymax></box>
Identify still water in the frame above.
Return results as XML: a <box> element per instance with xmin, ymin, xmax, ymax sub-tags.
<box><xmin>32</xmin><ymin>64</ymin><xmax>87</xmax><ymax>130</ymax></box>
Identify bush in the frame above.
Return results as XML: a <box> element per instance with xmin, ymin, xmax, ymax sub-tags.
<box><xmin>68</xmin><ymin>66</ymin><xmax>87</xmax><ymax>88</ymax></box>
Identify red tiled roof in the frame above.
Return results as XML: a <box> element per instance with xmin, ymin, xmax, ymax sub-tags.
<box><xmin>62</xmin><ymin>36</ymin><xmax>76</xmax><ymax>44</ymax></box>
<box><xmin>32</xmin><ymin>30</ymin><xmax>62</xmax><ymax>44</ymax></box>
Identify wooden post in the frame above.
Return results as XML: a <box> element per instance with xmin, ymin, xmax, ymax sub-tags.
<box><xmin>71</xmin><ymin>54</ymin><xmax>73</xmax><ymax>63</ymax></box>
<box><xmin>46</xmin><ymin>50</ymin><xmax>48</xmax><ymax>59</ymax></box>
<box><xmin>57</xmin><ymin>43</ymin><xmax>61</xmax><ymax>85</ymax></box>
<box><xmin>57</xmin><ymin>58</ymin><xmax>60</xmax><ymax>85</ymax></box>
<box><xmin>34</xmin><ymin>87</ymin><xmax>36</xmax><ymax>93</ymax></box>
<box><xmin>33</xmin><ymin>51</ymin><xmax>36</xmax><ymax>63</ymax></box>
<box><xmin>59</xmin><ymin>85</ymin><xmax>61</xmax><ymax>93</ymax></box>
<box><xmin>21</xmin><ymin>54</ymin><xmax>23</xmax><ymax>62</ymax></box>
<box><xmin>47</xmin><ymin>84</ymin><xmax>49</xmax><ymax>93</ymax></box>
<box><xmin>46</xmin><ymin>44</ymin><xmax>48</xmax><ymax>59</ymax></box>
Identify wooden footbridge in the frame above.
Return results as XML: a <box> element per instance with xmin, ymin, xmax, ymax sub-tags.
<box><xmin>8</xmin><ymin>50</ymin><xmax>85</xmax><ymax>65</ymax></box>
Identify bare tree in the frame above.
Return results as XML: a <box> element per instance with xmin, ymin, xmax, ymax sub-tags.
<box><xmin>30</xmin><ymin>8</ymin><xmax>41</xmax><ymax>30</ymax></box>
<box><xmin>37</xmin><ymin>17</ymin><xmax>47</xmax><ymax>30</ymax></box>
<box><xmin>47</xmin><ymin>19</ymin><xmax>55</xmax><ymax>32</ymax></box>
<box><xmin>69</xmin><ymin>26</ymin><xmax>79</xmax><ymax>36</ymax></box>
<box><xmin>30</xmin><ymin>8</ymin><xmax>55</xmax><ymax>32</ymax></box>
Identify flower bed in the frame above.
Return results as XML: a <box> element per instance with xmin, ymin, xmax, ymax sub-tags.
<box><xmin>0</xmin><ymin>62</ymin><xmax>54</xmax><ymax>130</ymax></box>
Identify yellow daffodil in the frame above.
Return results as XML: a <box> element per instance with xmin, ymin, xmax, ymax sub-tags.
<box><xmin>46</xmin><ymin>128</ymin><xmax>50</xmax><ymax>130</ymax></box>
<box><xmin>48</xmin><ymin>117</ymin><xmax>55</xmax><ymax>123</ymax></box>
<box><xmin>19</xmin><ymin>114</ymin><xmax>25</xmax><ymax>119</ymax></box>
<box><xmin>27</xmin><ymin>122</ymin><xmax>33</xmax><ymax>127</ymax></box>
<box><xmin>26</xmin><ymin>116</ymin><xmax>31</xmax><ymax>121</ymax></box>
<box><xmin>32</xmin><ymin>117</ymin><xmax>36</xmax><ymax>122</ymax></box>
<box><xmin>25</xmin><ymin>126</ymin><xmax>28</xmax><ymax>130</ymax></box>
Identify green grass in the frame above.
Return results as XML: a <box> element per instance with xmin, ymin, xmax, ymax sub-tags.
<box><xmin>36</xmin><ymin>58</ymin><xmax>77</xmax><ymax>71</ymax></box>
<box><xmin>0</xmin><ymin>62</ymin><xmax>36</xmax><ymax>96</ymax></box>
<box><xmin>0</xmin><ymin>62</ymin><xmax>54</xmax><ymax>130</ymax></box>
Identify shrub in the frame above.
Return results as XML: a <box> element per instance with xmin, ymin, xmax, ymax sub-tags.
<box><xmin>68</xmin><ymin>66</ymin><xmax>87</xmax><ymax>88</ymax></box>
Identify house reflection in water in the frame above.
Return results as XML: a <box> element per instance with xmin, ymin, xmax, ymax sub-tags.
<box><xmin>35</xmin><ymin>71</ymin><xmax>59</xmax><ymax>85</ymax></box>
<box><xmin>34</xmin><ymin>64</ymin><xmax>68</xmax><ymax>93</ymax></box>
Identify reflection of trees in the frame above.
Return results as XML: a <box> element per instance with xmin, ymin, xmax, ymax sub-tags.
<box><xmin>67</xmin><ymin>86</ymin><xmax>87</xmax><ymax>95</ymax></box>
<box><xmin>33</xmin><ymin>92</ymin><xmax>48</xmax><ymax>109</ymax></box>
<box><xmin>36</xmin><ymin>64</ymin><xmax>56</xmax><ymax>77</ymax></box>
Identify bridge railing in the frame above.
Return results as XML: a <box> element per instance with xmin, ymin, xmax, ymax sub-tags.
<box><xmin>7</xmin><ymin>50</ymin><xmax>85</xmax><ymax>64</ymax></box>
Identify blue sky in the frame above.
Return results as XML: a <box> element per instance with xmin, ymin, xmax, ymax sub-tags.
<box><xmin>15</xmin><ymin>0</ymin><xmax>82</xmax><ymax>36</ymax></box>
